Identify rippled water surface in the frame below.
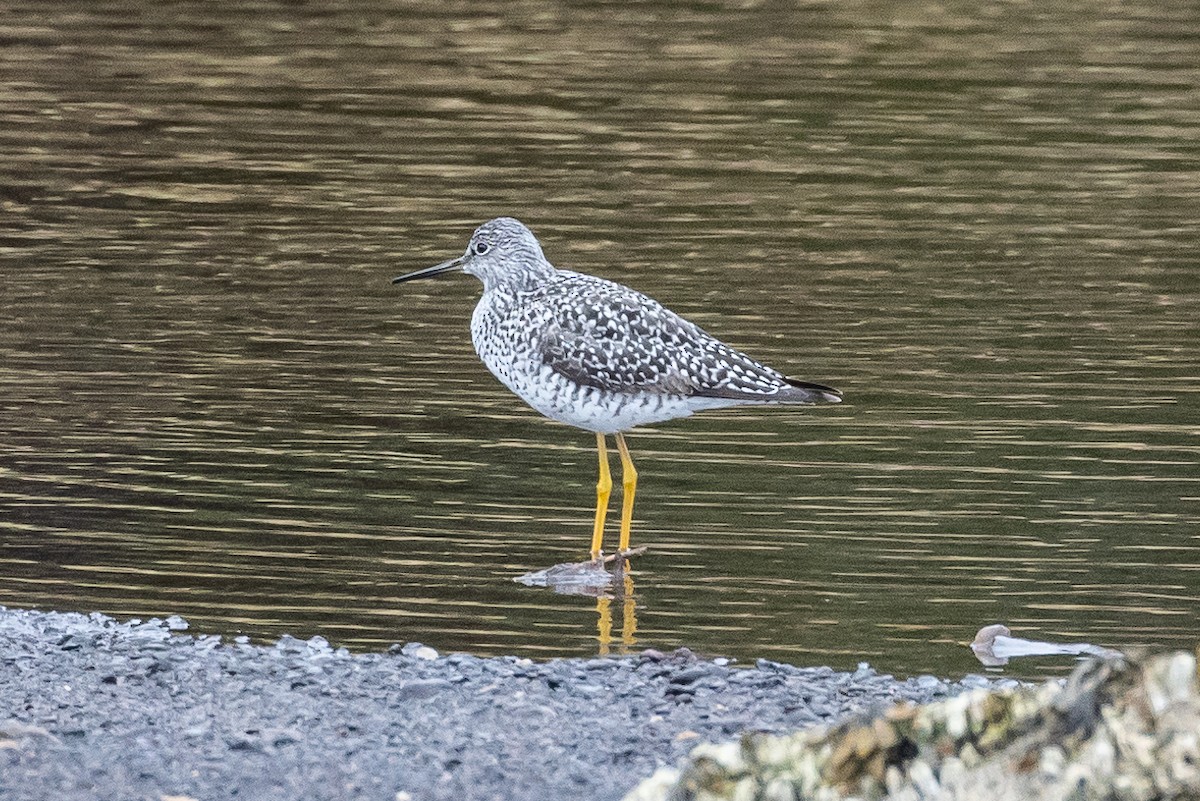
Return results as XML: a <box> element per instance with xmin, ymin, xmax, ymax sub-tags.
<box><xmin>2</xmin><ymin>0</ymin><xmax>1198</xmax><ymax>679</ymax></box>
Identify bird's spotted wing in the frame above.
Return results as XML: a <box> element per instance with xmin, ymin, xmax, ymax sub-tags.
<box><xmin>532</xmin><ymin>273</ymin><xmax>806</xmax><ymax>400</ymax></box>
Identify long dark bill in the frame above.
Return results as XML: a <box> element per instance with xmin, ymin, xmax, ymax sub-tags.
<box><xmin>392</xmin><ymin>255</ymin><xmax>466</xmax><ymax>284</ymax></box>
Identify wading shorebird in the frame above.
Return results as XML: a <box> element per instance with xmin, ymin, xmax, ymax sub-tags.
<box><xmin>392</xmin><ymin>217</ymin><xmax>842</xmax><ymax>562</ymax></box>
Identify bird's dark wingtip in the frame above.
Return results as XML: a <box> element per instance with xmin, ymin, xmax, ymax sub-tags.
<box><xmin>785</xmin><ymin>378</ymin><xmax>843</xmax><ymax>403</ymax></box>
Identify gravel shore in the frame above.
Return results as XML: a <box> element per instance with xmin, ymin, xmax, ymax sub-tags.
<box><xmin>0</xmin><ymin>607</ymin><xmax>1008</xmax><ymax>801</ymax></box>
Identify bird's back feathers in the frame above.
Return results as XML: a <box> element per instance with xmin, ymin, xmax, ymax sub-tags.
<box><xmin>530</xmin><ymin>271</ymin><xmax>837</xmax><ymax>405</ymax></box>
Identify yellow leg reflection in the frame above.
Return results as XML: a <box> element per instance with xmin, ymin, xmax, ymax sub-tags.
<box><xmin>615</xmin><ymin>432</ymin><xmax>637</xmax><ymax>553</ymax></box>
<box><xmin>621</xmin><ymin>565</ymin><xmax>637</xmax><ymax>646</ymax></box>
<box><xmin>596</xmin><ymin>559</ymin><xmax>637</xmax><ymax>656</ymax></box>
<box><xmin>590</xmin><ymin>433</ymin><xmax>611</xmax><ymax>560</ymax></box>
<box><xmin>596</xmin><ymin>596</ymin><xmax>613</xmax><ymax>657</ymax></box>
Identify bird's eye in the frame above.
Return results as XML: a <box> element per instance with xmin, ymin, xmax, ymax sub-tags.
<box><xmin>473</xmin><ymin>242</ymin><xmax>491</xmax><ymax>256</ymax></box>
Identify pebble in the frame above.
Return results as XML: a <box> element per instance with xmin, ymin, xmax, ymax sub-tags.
<box><xmin>960</xmin><ymin>674</ymin><xmax>992</xmax><ymax>689</ymax></box>
<box><xmin>669</xmin><ymin>666</ymin><xmax>715</xmax><ymax>686</ymax></box>
<box><xmin>399</xmin><ymin>642</ymin><xmax>439</xmax><ymax>661</ymax></box>
<box><xmin>0</xmin><ymin>606</ymin><xmax>1005</xmax><ymax>801</ymax></box>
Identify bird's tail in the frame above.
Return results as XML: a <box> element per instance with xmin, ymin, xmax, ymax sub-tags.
<box><xmin>783</xmin><ymin>378</ymin><xmax>843</xmax><ymax>404</ymax></box>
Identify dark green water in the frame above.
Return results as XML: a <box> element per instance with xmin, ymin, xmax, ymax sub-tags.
<box><xmin>2</xmin><ymin>0</ymin><xmax>1198</xmax><ymax>679</ymax></box>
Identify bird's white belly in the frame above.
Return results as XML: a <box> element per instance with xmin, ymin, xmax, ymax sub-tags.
<box><xmin>472</xmin><ymin>338</ymin><xmax>734</xmax><ymax>434</ymax></box>
<box><xmin>508</xmin><ymin>364</ymin><xmax>739</xmax><ymax>434</ymax></box>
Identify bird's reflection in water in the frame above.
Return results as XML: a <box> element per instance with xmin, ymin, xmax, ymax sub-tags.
<box><xmin>597</xmin><ymin>560</ymin><xmax>637</xmax><ymax>656</ymax></box>
<box><xmin>514</xmin><ymin>552</ymin><xmax>640</xmax><ymax>655</ymax></box>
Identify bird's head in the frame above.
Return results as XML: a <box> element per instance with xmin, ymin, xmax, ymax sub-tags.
<box><xmin>393</xmin><ymin>217</ymin><xmax>553</xmax><ymax>293</ymax></box>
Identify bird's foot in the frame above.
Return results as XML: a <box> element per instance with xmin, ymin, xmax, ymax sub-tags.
<box><xmin>591</xmin><ymin>547</ymin><xmax>646</xmax><ymax>566</ymax></box>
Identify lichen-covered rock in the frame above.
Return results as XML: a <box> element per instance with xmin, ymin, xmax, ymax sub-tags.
<box><xmin>625</xmin><ymin>650</ymin><xmax>1200</xmax><ymax>801</ymax></box>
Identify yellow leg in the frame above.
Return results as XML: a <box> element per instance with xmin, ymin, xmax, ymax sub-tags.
<box><xmin>615</xmin><ymin>432</ymin><xmax>638</xmax><ymax>552</ymax></box>
<box><xmin>590</xmin><ymin>433</ymin><xmax>612</xmax><ymax>560</ymax></box>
